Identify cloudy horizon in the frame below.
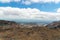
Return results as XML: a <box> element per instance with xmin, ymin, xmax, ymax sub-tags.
<box><xmin>0</xmin><ymin>0</ymin><xmax>60</xmax><ymax>22</ymax></box>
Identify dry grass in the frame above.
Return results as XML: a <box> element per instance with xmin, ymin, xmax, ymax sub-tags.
<box><xmin>0</xmin><ymin>26</ymin><xmax>60</xmax><ymax>40</ymax></box>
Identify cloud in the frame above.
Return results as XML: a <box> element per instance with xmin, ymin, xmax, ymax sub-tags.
<box><xmin>57</xmin><ymin>8</ymin><xmax>60</xmax><ymax>13</ymax></box>
<box><xmin>22</xmin><ymin>0</ymin><xmax>60</xmax><ymax>5</ymax></box>
<box><xmin>0</xmin><ymin>7</ymin><xmax>60</xmax><ymax>21</ymax></box>
<box><xmin>0</xmin><ymin>0</ymin><xmax>60</xmax><ymax>5</ymax></box>
<box><xmin>22</xmin><ymin>0</ymin><xmax>31</xmax><ymax>5</ymax></box>
<box><xmin>0</xmin><ymin>0</ymin><xmax>21</xmax><ymax>3</ymax></box>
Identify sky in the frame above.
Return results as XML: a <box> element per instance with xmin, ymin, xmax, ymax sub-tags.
<box><xmin>0</xmin><ymin>0</ymin><xmax>60</xmax><ymax>22</ymax></box>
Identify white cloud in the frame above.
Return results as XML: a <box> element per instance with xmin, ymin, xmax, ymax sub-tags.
<box><xmin>0</xmin><ymin>7</ymin><xmax>60</xmax><ymax>21</ymax></box>
<box><xmin>0</xmin><ymin>0</ymin><xmax>60</xmax><ymax>4</ymax></box>
<box><xmin>22</xmin><ymin>0</ymin><xmax>60</xmax><ymax>5</ymax></box>
<box><xmin>22</xmin><ymin>0</ymin><xmax>31</xmax><ymax>5</ymax></box>
<box><xmin>30</xmin><ymin>0</ymin><xmax>40</xmax><ymax>3</ymax></box>
<box><xmin>57</xmin><ymin>8</ymin><xmax>60</xmax><ymax>13</ymax></box>
<box><xmin>0</xmin><ymin>0</ymin><xmax>21</xmax><ymax>3</ymax></box>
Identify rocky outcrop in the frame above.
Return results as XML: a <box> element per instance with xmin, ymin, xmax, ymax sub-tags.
<box><xmin>0</xmin><ymin>20</ymin><xmax>18</xmax><ymax>30</ymax></box>
<box><xmin>46</xmin><ymin>21</ymin><xmax>60</xmax><ymax>28</ymax></box>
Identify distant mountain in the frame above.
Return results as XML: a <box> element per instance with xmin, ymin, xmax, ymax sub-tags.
<box><xmin>0</xmin><ymin>20</ymin><xmax>17</xmax><ymax>26</ymax></box>
<box><xmin>15</xmin><ymin>19</ymin><xmax>53</xmax><ymax>24</ymax></box>
<box><xmin>0</xmin><ymin>20</ymin><xmax>50</xmax><ymax>25</ymax></box>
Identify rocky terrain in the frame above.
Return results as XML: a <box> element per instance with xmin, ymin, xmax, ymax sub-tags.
<box><xmin>46</xmin><ymin>21</ymin><xmax>60</xmax><ymax>28</ymax></box>
<box><xmin>0</xmin><ymin>20</ymin><xmax>60</xmax><ymax>40</ymax></box>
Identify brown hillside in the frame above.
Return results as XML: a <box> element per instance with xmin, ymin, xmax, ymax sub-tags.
<box><xmin>0</xmin><ymin>26</ymin><xmax>60</xmax><ymax>40</ymax></box>
<box><xmin>0</xmin><ymin>20</ymin><xmax>60</xmax><ymax>40</ymax></box>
